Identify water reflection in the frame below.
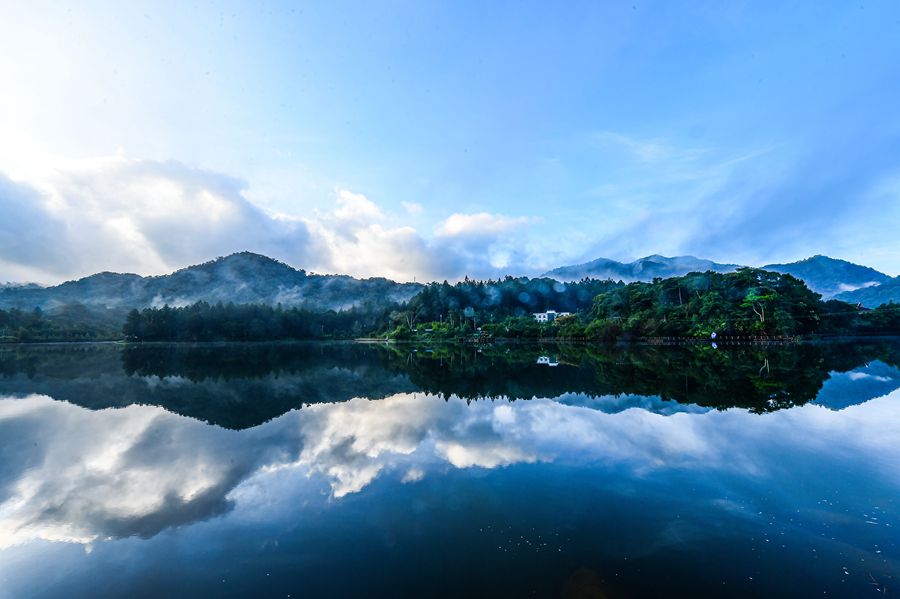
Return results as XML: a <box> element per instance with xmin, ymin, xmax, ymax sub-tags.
<box><xmin>2</xmin><ymin>386</ymin><xmax>900</xmax><ymax>548</ymax></box>
<box><xmin>1</xmin><ymin>341</ymin><xmax>899</xmax><ymax>597</ymax></box>
<box><xmin>0</xmin><ymin>340</ymin><xmax>898</xmax><ymax>428</ymax></box>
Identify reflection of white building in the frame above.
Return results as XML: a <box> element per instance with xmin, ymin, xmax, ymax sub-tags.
<box><xmin>536</xmin><ymin>356</ymin><xmax>559</xmax><ymax>367</ymax></box>
<box><xmin>533</xmin><ymin>310</ymin><xmax>571</xmax><ymax>322</ymax></box>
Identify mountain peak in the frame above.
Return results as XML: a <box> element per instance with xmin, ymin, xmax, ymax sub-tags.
<box><xmin>543</xmin><ymin>254</ymin><xmax>738</xmax><ymax>282</ymax></box>
<box><xmin>221</xmin><ymin>251</ymin><xmax>281</xmax><ymax>263</ymax></box>
<box><xmin>762</xmin><ymin>256</ymin><xmax>890</xmax><ymax>298</ymax></box>
<box><xmin>169</xmin><ymin>252</ymin><xmax>306</xmax><ymax>278</ymax></box>
<box><xmin>0</xmin><ymin>252</ymin><xmax>420</xmax><ymax>313</ymax></box>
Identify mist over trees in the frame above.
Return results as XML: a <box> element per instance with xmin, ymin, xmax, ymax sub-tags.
<box><xmin>3</xmin><ymin>268</ymin><xmax>899</xmax><ymax>343</ymax></box>
<box><xmin>391</xmin><ymin>269</ymin><xmax>900</xmax><ymax>341</ymax></box>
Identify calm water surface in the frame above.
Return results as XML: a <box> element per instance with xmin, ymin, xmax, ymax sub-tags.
<box><xmin>0</xmin><ymin>341</ymin><xmax>898</xmax><ymax>598</ymax></box>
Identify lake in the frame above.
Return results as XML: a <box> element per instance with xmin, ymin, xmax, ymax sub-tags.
<box><xmin>1</xmin><ymin>340</ymin><xmax>898</xmax><ymax>598</ymax></box>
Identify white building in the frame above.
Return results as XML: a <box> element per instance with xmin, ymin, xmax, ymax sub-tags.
<box><xmin>533</xmin><ymin>310</ymin><xmax>571</xmax><ymax>323</ymax></box>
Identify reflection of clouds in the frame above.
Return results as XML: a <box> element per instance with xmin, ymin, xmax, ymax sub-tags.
<box><xmin>2</xmin><ymin>389</ymin><xmax>900</xmax><ymax>549</ymax></box>
<box><xmin>0</xmin><ymin>395</ymin><xmax>302</xmax><ymax>548</ymax></box>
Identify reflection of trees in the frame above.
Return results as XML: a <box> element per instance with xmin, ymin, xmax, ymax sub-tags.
<box><xmin>121</xmin><ymin>342</ymin><xmax>396</xmax><ymax>381</ymax></box>
<box><xmin>1</xmin><ymin>340</ymin><xmax>897</xmax><ymax>428</ymax></box>
<box><xmin>0</xmin><ymin>343</ymin><xmax>416</xmax><ymax>429</ymax></box>
<box><xmin>380</xmin><ymin>341</ymin><xmax>900</xmax><ymax>413</ymax></box>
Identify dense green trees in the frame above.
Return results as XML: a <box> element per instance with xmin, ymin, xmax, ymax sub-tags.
<box><xmin>391</xmin><ymin>269</ymin><xmax>899</xmax><ymax>342</ymax></box>
<box><xmin>5</xmin><ymin>268</ymin><xmax>900</xmax><ymax>344</ymax></box>
<box><xmin>118</xmin><ymin>270</ymin><xmax>900</xmax><ymax>342</ymax></box>
<box><xmin>403</xmin><ymin>276</ymin><xmax>620</xmax><ymax>326</ymax></box>
<box><xmin>122</xmin><ymin>301</ymin><xmax>393</xmax><ymax>342</ymax></box>
<box><xmin>585</xmin><ymin>269</ymin><xmax>825</xmax><ymax>339</ymax></box>
<box><xmin>0</xmin><ymin>307</ymin><xmax>118</xmax><ymax>342</ymax></box>
<box><xmin>818</xmin><ymin>300</ymin><xmax>900</xmax><ymax>335</ymax></box>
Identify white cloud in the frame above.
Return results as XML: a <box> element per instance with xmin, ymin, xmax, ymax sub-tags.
<box><xmin>434</xmin><ymin>212</ymin><xmax>532</xmax><ymax>238</ymax></box>
<box><xmin>401</xmin><ymin>201</ymin><xmax>423</xmax><ymax>216</ymax></box>
<box><xmin>332</xmin><ymin>188</ymin><xmax>384</xmax><ymax>224</ymax></box>
<box><xmin>0</xmin><ymin>156</ymin><xmax>541</xmax><ymax>283</ymax></box>
<box><xmin>432</xmin><ymin>212</ymin><xmax>538</xmax><ymax>274</ymax></box>
<box><xmin>0</xmin><ymin>157</ymin><xmax>316</xmax><ymax>282</ymax></box>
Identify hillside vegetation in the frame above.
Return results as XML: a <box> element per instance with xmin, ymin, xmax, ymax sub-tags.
<box><xmin>3</xmin><ymin>267</ymin><xmax>899</xmax><ymax>343</ymax></box>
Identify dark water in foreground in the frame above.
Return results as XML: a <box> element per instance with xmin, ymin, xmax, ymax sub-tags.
<box><xmin>0</xmin><ymin>340</ymin><xmax>898</xmax><ymax>598</ymax></box>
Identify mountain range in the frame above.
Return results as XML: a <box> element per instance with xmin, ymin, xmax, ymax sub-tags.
<box><xmin>542</xmin><ymin>255</ymin><xmax>740</xmax><ymax>283</ymax></box>
<box><xmin>761</xmin><ymin>255</ymin><xmax>891</xmax><ymax>299</ymax></box>
<box><xmin>543</xmin><ymin>254</ymin><xmax>897</xmax><ymax>305</ymax></box>
<box><xmin>0</xmin><ymin>252</ymin><xmax>422</xmax><ymax>318</ymax></box>
<box><xmin>834</xmin><ymin>277</ymin><xmax>900</xmax><ymax>307</ymax></box>
<box><xmin>1</xmin><ymin>252</ymin><xmax>898</xmax><ymax>321</ymax></box>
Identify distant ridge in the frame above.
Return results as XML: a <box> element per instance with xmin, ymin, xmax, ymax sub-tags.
<box><xmin>834</xmin><ymin>276</ymin><xmax>900</xmax><ymax>308</ymax></box>
<box><xmin>3</xmin><ymin>251</ymin><xmax>899</xmax><ymax>317</ymax></box>
<box><xmin>543</xmin><ymin>253</ymin><xmax>895</xmax><ymax>303</ymax></box>
<box><xmin>0</xmin><ymin>282</ymin><xmax>43</xmax><ymax>290</ymax></box>
<box><xmin>0</xmin><ymin>251</ymin><xmax>422</xmax><ymax>315</ymax></box>
<box><xmin>761</xmin><ymin>255</ymin><xmax>890</xmax><ymax>299</ymax></box>
<box><xmin>542</xmin><ymin>255</ymin><xmax>739</xmax><ymax>283</ymax></box>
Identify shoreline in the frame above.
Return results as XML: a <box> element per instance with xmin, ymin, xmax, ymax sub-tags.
<box><xmin>3</xmin><ymin>334</ymin><xmax>900</xmax><ymax>348</ymax></box>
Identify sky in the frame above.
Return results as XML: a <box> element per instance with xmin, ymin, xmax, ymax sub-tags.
<box><xmin>1</xmin><ymin>0</ymin><xmax>899</xmax><ymax>284</ymax></box>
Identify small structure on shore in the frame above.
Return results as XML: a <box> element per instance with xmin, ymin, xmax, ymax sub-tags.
<box><xmin>533</xmin><ymin>310</ymin><xmax>571</xmax><ymax>323</ymax></box>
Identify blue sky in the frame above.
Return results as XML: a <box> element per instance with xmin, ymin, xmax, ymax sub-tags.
<box><xmin>1</xmin><ymin>1</ymin><xmax>899</xmax><ymax>282</ymax></box>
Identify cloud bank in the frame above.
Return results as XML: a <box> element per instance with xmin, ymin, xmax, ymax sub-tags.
<box><xmin>3</xmin><ymin>124</ymin><xmax>899</xmax><ymax>284</ymax></box>
<box><xmin>0</xmin><ymin>157</ymin><xmax>539</xmax><ymax>283</ymax></box>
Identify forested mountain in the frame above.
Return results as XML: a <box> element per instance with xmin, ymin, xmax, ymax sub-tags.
<box><xmin>407</xmin><ymin>277</ymin><xmax>621</xmax><ymax>323</ymax></box>
<box><xmin>544</xmin><ymin>254</ymin><xmax>897</xmax><ymax>305</ymax></box>
<box><xmin>0</xmin><ymin>252</ymin><xmax>422</xmax><ymax>315</ymax></box>
<box><xmin>834</xmin><ymin>276</ymin><xmax>900</xmax><ymax>308</ymax></box>
<box><xmin>477</xmin><ymin>269</ymin><xmax>900</xmax><ymax>341</ymax></box>
<box><xmin>0</xmin><ymin>282</ymin><xmax>42</xmax><ymax>290</ymax></box>
<box><xmin>3</xmin><ymin>252</ymin><xmax>899</xmax><ymax>343</ymax></box>
<box><xmin>761</xmin><ymin>255</ymin><xmax>890</xmax><ymax>299</ymax></box>
<box><xmin>542</xmin><ymin>255</ymin><xmax>740</xmax><ymax>282</ymax></box>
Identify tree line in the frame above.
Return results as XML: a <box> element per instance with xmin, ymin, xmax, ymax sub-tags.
<box><xmin>387</xmin><ymin>269</ymin><xmax>900</xmax><ymax>341</ymax></box>
<box><xmin>122</xmin><ymin>301</ymin><xmax>393</xmax><ymax>342</ymax></box>
<box><xmin>0</xmin><ymin>306</ymin><xmax>120</xmax><ymax>342</ymax></box>
<box><xmin>4</xmin><ymin>268</ymin><xmax>899</xmax><ymax>343</ymax></box>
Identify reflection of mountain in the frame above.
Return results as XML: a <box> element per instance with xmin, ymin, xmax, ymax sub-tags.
<box><xmin>554</xmin><ymin>392</ymin><xmax>712</xmax><ymax>415</ymax></box>
<box><xmin>2</xmin><ymin>341</ymin><xmax>899</xmax><ymax>428</ymax></box>
<box><xmin>0</xmin><ymin>343</ymin><xmax>416</xmax><ymax>429</ymax></box>
<box><xmin>813</xmin><ymin>360</ymin><xmax>900</xmax><ymax>410</ymax></box>
<box><xmin>387</xmin><ymin>342</ymin><xmax>900</xmax><ymax>413</ymax></box>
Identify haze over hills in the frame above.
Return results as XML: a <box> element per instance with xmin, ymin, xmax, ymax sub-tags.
<box><xmin>0</xmin><ymin>282</ymin><xmax>43</xmax><ymax>290</ymax></box>
<box><xmin>835</xmin><ymin>277</ymin><xmax>900</xmax><ymax>308</ymax></box>
<box><xmin>3</xmin><ymin>252</ymin><xmax>900</xmax><ymax>325</ymax></box>
<box><xmin>0</xmin><ymin>252</ymin><xmax>422</xmax><ymax>316</ymax></box>
<box><xmin>761</xmin><ymin>255</ymin><xmax>891</xmax><ymax>298</ymax></box>
<box><xmin>543</xmin><ymin>254</ymin><xmax>897</xmax><ymax>303</ymax></box>
<box><xmin>541</xmin><ymin>255</ymin><xmax>740</xmax><ymax>283</ymax></box>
